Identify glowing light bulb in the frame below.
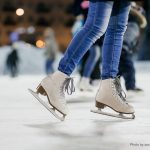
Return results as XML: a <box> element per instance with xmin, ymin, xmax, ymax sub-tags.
<box><xmin>36</xmin><ymin>40</ymin><xmax>45</xmax><ymax>48</ymax></box>
<box><xmin>16</xmin><ymin>8</ymin><xmax>24</xmax><ymax>16</ymax></box>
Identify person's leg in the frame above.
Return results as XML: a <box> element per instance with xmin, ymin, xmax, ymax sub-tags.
<box><xmin>95</xmin><ymin>1</ymin><xmax>135</xmax><ymax>118</ymax></box>
<box><xmin>58</xmin><ymin>1</ymin><xmax>113</xmax><ymax>76</ymax></box>
<box><xmin>33</xmin><ymin>1</ymin><xmax>114</xmax><ymax>118</ymax></box>
<box><xmin>119</xmin><ymin>51</ymin><xmax>136</xmax><ymax>90</ymax></box>
<box><xmin>47</xmin><ymin>59</ymin><xmax>54</xmax><ymax>74</ymax></box>
<box><xmin>119</xmin><ymin>51</ymin><xmax>143</xmax><ymax>98</ymax></box>
<box><xmin>45</xmin><ymin>59</ymin><xmax>50</xmax><ymax>74</ymax></box>
<box><xmin>11</xmin><ymin>65</ymin><xmax>16</xmax><ymax>77</ymax></box>
<box><xmin>101</xmin><ymin>1</ymin><xmax>131</xmax><ymax>79</ymax></box>
<box><xmin>80</xmin><ymin>45</ymin><xmax>100</xmax><ymax>91</ymax></box>
<box><xmin>82</xmin><ymin>45</ymin><xmax>99</xmax><ymax>78</ymax></box>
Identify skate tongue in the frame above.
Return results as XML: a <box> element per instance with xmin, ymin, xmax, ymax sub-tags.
<box><xmin>62</xmin><ymin>78</ymin><xmax>75</xmax><ymax>95</ymax></box>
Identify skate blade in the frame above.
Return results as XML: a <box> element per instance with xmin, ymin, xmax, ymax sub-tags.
<box><xmin>28</xmin><ymin>89</ymin><xmax>65</xmax><ymax>121</ymax></box>
<box><xmin>91</xmin><ymin>109</ymin><xmax>135</xmax><ymax>119</ymax></box>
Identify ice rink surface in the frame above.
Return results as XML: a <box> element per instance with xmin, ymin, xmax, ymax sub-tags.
<box><xmin>0</xmin><ymin>62</ymin><xmax>150</xmax><ymax>150</ymax></box>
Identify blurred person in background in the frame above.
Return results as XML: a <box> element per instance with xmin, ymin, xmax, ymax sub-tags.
<box><xmin>44</xmin><ymin>28</ymin><xmax>59</xmax><ymax>74</ymax></box>
<box><xmin>5</xmin><ymin>30</ymin><xmax>20</xmax><ymax>77</ymax></box>
<box><xmin>6</xmin><ymin>44</ymin><xmax>19</xmax><ymax>77</ymax></box>
<box><xmin>118</xmin><ymin>2</ymin><xmax>147</xmax><ymax>97</ymax></box>
<box><xmin>30</xmin><ymin>0</ymin><xmax>136</xmax><ymax>120</ymax></box>
<box><xmin>9</xmin><ymin>30</ymin><xmax>20</xmax><ymax>44</ymax></box>
<box><xmin>72</xmin><ymin>0</ymin><xmax>100</xmax><ymax>91</ymax></box>
<box><xmin>138</xmin><ymin>0</ymin><xmax>150</xmax><ymax>60</ymax></box>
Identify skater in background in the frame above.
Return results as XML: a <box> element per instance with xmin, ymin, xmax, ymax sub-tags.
<box><xmin>6</xmin><ymin>44</ymin><xmax>19</xmax><ymax>77</ymax></box>
<box><xmin>72</xmin><ymin>0</ymin><xmax>100</xmax><ymax>91</ymax></box>
<box><xmin>44</xmin><ymin>28</ymin><xmax>59</xmax><ymax>74</ymax></box>
<box><xmin>118</xmin><ymin>2</ymin><xmax>147</xmax><ymax>97</ymax></box>
<box><xmin>30</xmin><ymin>0</ymin><xmax>135</xmax><ymax>120</ymax></box>
<box><xmin>5</xmin><ymin>30</ymin><xmax>20</xmax><ymax>77</ymax></box>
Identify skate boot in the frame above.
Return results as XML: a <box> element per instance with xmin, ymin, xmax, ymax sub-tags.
<box><xmin>79</xmin><ymin>77</ymin><xmax>93</xmax><ymax>92</ymax></box>
<box><xmin>28</xmin><ymin>71</ymin><xmax>75</xmax><ymax>121</ymax></box>
<box><xmin>91</xmin><ymin>77</ymin><xmax>135</xmax><ymax>119</ymax></box>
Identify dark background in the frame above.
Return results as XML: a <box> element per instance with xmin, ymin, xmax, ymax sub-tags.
<box><xmin>0</xmin><ymin>0</ymin><xmax>149</xmax><ymax>60</ymax></box>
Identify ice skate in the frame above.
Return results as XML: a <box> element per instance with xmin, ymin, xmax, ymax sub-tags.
<box><xmin>91</xmin><ymin>77</ymin><xmax>135</xmax><ymax>119</ymax></box>
<box><xmin>28</xmin><ymin>71</ymin><xmax>75</xmax><ymax>121</ymax></box>
<box><xmin>79</xmin><ymin>77</ymin><xmax>93</xmax><ymax>92</ymax></box>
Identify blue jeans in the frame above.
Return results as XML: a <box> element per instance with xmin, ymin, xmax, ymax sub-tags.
<box><xmin>45</xmin><ymin>59</ymin><xmax>54</xmax><ymax>74</ymax></box>
<box><xmin>58</xmin><ymin>1</ymin><xmax>131</xmax><ymax>79</ymax></box>
<box><xmin>82</xmin><ymin>45</ymin><xmax>100</xmax><ymax>78</ymax></box>
<box><xmin>118</xmin><ymin>50</ymin><xmax>136</xmax><ymax>90</ymax></box>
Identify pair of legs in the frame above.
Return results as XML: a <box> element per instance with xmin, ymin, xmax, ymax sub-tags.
<box><xmin>30</xmin><ymin>0</ymin><xmax>135</xmax><ymax>121</ymax></box>
<box><xmin>58</xmin><ymin>1</ymin><xmax>131</xmax><ymax>79</ymax></box>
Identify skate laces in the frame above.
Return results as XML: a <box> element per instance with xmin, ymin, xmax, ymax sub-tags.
<box><xmin>113</xmin><ymin>77</ymin><xmax>127</xmax><ymax>102</ymax></box>
<box><xmin>61</xmin><ymin>78</ymin><xmax>75</xmax><ymax>96</ymax></box>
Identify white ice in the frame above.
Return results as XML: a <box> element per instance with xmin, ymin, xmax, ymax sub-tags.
<box><xmin>0</xmin><ymin>62</ymin><xmax>150</xmax><ymax>150</ymax></box>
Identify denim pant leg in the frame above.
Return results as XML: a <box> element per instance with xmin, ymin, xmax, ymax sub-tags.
<box><xmin>82</xmin><ymin>45</ymin><xmax>98</xmax><ymax>78</ymax></box>
<box><xmin>119</xmin><ymin>51</ymin><xmax>136</xmax><ymax>90</ymax></box>
<box><xmin>101</xmin><ymin>1</ymin><xmax>131</xmax><ymax>80</ymax></box>
<box><xmin>46</xmin><ymin>59</ymin><xmax>54</xmax><ymax>74</ymax></box>
<box><xmin>58</xmin><ymin>1</ymin><xmax>113</xmax><ymax>76</ymax></box>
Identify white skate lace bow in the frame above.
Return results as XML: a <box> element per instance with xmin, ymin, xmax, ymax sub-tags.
<box><xmin>114</xmin><ymin>77</ymin><xmax>127</xmax><ymax>102</ymax></box>
<box><xmin>61</xmin><ymin>78</ymin><xmax>75</xmax><ymax>95</ymax></box>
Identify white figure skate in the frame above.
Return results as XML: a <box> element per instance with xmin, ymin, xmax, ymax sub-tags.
<box><xmin>79</xmin><ymin>77</ymin><xmax>93</xmax><ymax>91</ymax></box>
<box><xmin>91</xmin><ymin>77</ymin><xmax>135</xmax><ymax>119</ymax></box>
<box><xmin>29</xmin><ymin>71</ymin><xmax>75</xmax><ymax>121</ymax></box>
